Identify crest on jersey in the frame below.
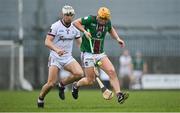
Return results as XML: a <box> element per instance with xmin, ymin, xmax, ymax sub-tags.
<box><xmin>96</xmin><ymin>31</ymin><xmax>102</xmax><ymax>38</ymax></box>
<box><xmin>66</xmin><ymin>29</ymin><xmax>70</xmax><ymax>34</ymax></box>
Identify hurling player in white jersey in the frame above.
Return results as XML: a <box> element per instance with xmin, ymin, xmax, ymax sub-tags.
<box><xmin>37</xmin><ymin>5</ymin><xmax>83</xmax><ymax>108</ymax></box>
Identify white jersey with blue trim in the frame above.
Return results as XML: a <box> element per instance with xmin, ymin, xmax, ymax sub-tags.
<box><xmin>48</xmin><ymin>20</ymin><xmax>80</xmax><ymax>58</ymax></box>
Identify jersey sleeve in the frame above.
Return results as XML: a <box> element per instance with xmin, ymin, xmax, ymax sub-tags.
<box><xmin>47</xmin><ymin>23</ymin><xmax>58</xmax><ymax>37</ymax></box>
<box><xmin>81</xmin><ymin>15</ymin><xmax>93</xmax><ymax>26</ymax></box>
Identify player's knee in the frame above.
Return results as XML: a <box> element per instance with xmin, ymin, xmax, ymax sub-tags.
<box><xmin>106</xmin><ymin>69</ymin><xmax>116</xmax><ymax>78</ymax></box>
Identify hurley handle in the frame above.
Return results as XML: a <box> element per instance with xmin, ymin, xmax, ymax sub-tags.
<box><xmin>87</xmin><ymin>29</ymin><xmax>94</xmax><ymax>53</ymax></box>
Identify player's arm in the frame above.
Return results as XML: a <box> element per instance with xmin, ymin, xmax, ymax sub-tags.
<box><xmin>109</xmin><ymin>26</ymin><xmax>125</xmax><ymax>48</ymax></box>
<box><xmin>73</xmin><ymin>18</ymin><xmax>86</xmax><ymax>33</ymax></box>
<box><xmin>73</xmin><ymin>18</ymin><xmax>91</xmax><ymax>38</ymax></box>
<box><xmin>143</xmin><ymin>62</ymin><xmax>148</xmax><ymax>74</ymax></box>
<box><xmin>75</xmin><ymin>37</ymin><xmax>82</xmax><ymax>48</ymax></box>
<box><xmin>129</xmin><ymin>58</ymin><xmax>133</xmax><ymax>75</ymax></box>
<box><xmin>45</xmin><ymin>35</ymin><xmax>66</xmax><ymax>56</ymax></box>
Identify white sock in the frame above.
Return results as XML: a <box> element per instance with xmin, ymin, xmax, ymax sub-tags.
<box><xmin>38</xmin><ymin>98</ymin><xmax>44</xmax><ymax>103</ymax></box>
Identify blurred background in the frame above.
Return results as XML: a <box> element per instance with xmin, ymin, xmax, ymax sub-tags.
<box><xmin>0</xmin><ymin>0</ymin><xmax>180</xmax><ymax>90</ymax></box>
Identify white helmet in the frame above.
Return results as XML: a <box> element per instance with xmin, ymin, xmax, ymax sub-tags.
<box><xmin>62</xmin><ymin>5</ymin><xmax>75</xmax><ymax>15</ymax></box>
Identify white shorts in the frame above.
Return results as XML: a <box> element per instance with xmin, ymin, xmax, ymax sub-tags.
<box><xmin>81</xmin><ymin>52</ymin><xmax>107</xmax><ymax>67</ymax></box>
<box><xmin>48</xmin><ymin>55</ymin><xmax>75</xmax><ymax>69</ymax></box>
<box><xmin>133</xmin><ymin>70</ymin><xmax>143</xmax><ymax>80</ymax></box>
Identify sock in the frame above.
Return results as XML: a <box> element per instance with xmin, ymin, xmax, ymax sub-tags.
<box><xmin>73</xmin><ymin>83</ymin><xmax>78</xmax><ymax>89</ymax></box>
<box><xmin>116</xmin><ymin>92</ymin><xmax>123</xmax><ymax>97</ymax></box>
<box><xmin>59</xmin><ymin>81</ymin><xmax>65</xmax><ymax>88</ymax></box>
<box><xmin>38</xmin><ymin>97</ymin><xmax>44</xmax><ymax>103</ymax></box>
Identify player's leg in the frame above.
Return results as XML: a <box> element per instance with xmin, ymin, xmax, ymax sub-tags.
<box><xmin>76</xmin><ymin>67</ymin><xmax>95</xmax><ymax>86</ymax></box>
<box><xmin>99</xmin><ymin>56</ymin><xmax>129</xmax><ymax>103</ymax></box>
<box><xmin>72</xmin><ymin>67</ymin><xmax>96</xmax><ymax>99</ymax></box>
<box><xmin>99</xmin><ymin>56</ymin><xmax>120</xmax><ymax>93</ymax></box>
<box><xmin>58</xmin><ymin>59</ymin><xmax>83</xmax><ymax>100</ymax></box>
<box><xmin>132</xmin><ymin>70</ymin><xmax>143</xmax><ymax>89</ymax></box>
<box><xmin>62</xmin><ymin>60</ymin><xmax>83</xmax><ymax>85</ymax></box>
<box><xmin>37</xmin><ymin>65</ymin><xmax>59</xmax><ymax>108</ymax></box>
<box><xmin>75</xmin><ymin>52</ymin><xmax>96</xmax><ymax>87</ymax></box>
<box><xmin>72</xmin><ymin>52</ymin><xmax>96</xmax><ymax>99</ymax></box>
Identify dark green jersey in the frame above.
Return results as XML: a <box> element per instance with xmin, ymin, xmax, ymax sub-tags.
<box><xmin>133</xmin><ymin>58</ymin><xmax>144</xmax><ymax>71</ymax></box>
<box><xmin>80</xmin><ymin>15</ymin><xmax>112</xmax><ymax>54</ymax></box>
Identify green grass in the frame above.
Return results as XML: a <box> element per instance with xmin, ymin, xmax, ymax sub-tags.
<box><xmin>0</xmin><ymin>90</ymin><xmax>180</xmax><ymax>112</ymax></box>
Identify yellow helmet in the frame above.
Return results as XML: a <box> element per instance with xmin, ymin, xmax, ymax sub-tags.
<box><xmin>97</xmin><ymin>7</ymin><xmax>111</xmax><ymax>20</ymax></box>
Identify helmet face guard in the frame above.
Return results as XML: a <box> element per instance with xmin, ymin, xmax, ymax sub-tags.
<box><xmin>97</xmin><ymin>7</ymin><xmax>111</xmax><ymax>20</ymax></box>
<box><xmin>61</xmin><ymin>5</ymin><xmax>75</xmax><ymax>25</ymax></box>
<box><xmin>62</xmin><ymin>5</ymin><xmax>75</xmax><ymax>16</ymax></box>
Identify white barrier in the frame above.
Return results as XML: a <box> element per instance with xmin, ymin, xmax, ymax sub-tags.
<box><xmin>142</xmin><ymin>74</ymin><xmax>180</xmax><ymax>89</ymax></box>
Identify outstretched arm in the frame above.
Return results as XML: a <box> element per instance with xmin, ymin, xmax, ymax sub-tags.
<box><xmin>109</xmin><ymin>26</ymin><xmax>125</xmax><ymax>48</ymax></box>
<box><xmin>73</xmin><ymin>18</ymin><xmax>91</xmax><ymax>38</ymax></box>
<box><xmin>73</xmin><ymin>18</ymin><xmax>85</xmax><ymax>32</ymax></box>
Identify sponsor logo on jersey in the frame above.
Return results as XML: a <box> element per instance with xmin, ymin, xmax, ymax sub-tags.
<box><xmin>91</xmin><ymin>23</ymin><xmax>96</xmax><ymax>27</ymax></box>
<box><xmin>58</xmin><ymin>30</ymin><xmax>64</xmax><ymax>32</ymax></box>
<box><xmin>58</xmin><ymin>36</ymin><xmax>73</xmax><ymax>41</ymax></box>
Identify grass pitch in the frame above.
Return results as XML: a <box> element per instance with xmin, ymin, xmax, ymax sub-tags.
<box><xmin>0</xmin><ymin>90</ymin><xmax>180</xmax><ymax>112</ymax></box>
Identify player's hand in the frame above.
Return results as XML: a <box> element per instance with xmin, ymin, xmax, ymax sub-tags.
<box><xmin>117</xmin><ymin>39</ymin><xmax>125</xmax><ymax>48</ymax></box>
<box><xmin>84</xmin><ymin>30</ymin><xmax>92</xmax><ymax>39</ymax></box>
<box><xmin>55</xmin><ymin>48</ymin><xmax>67</xmax><ymax>56</ymax></box>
